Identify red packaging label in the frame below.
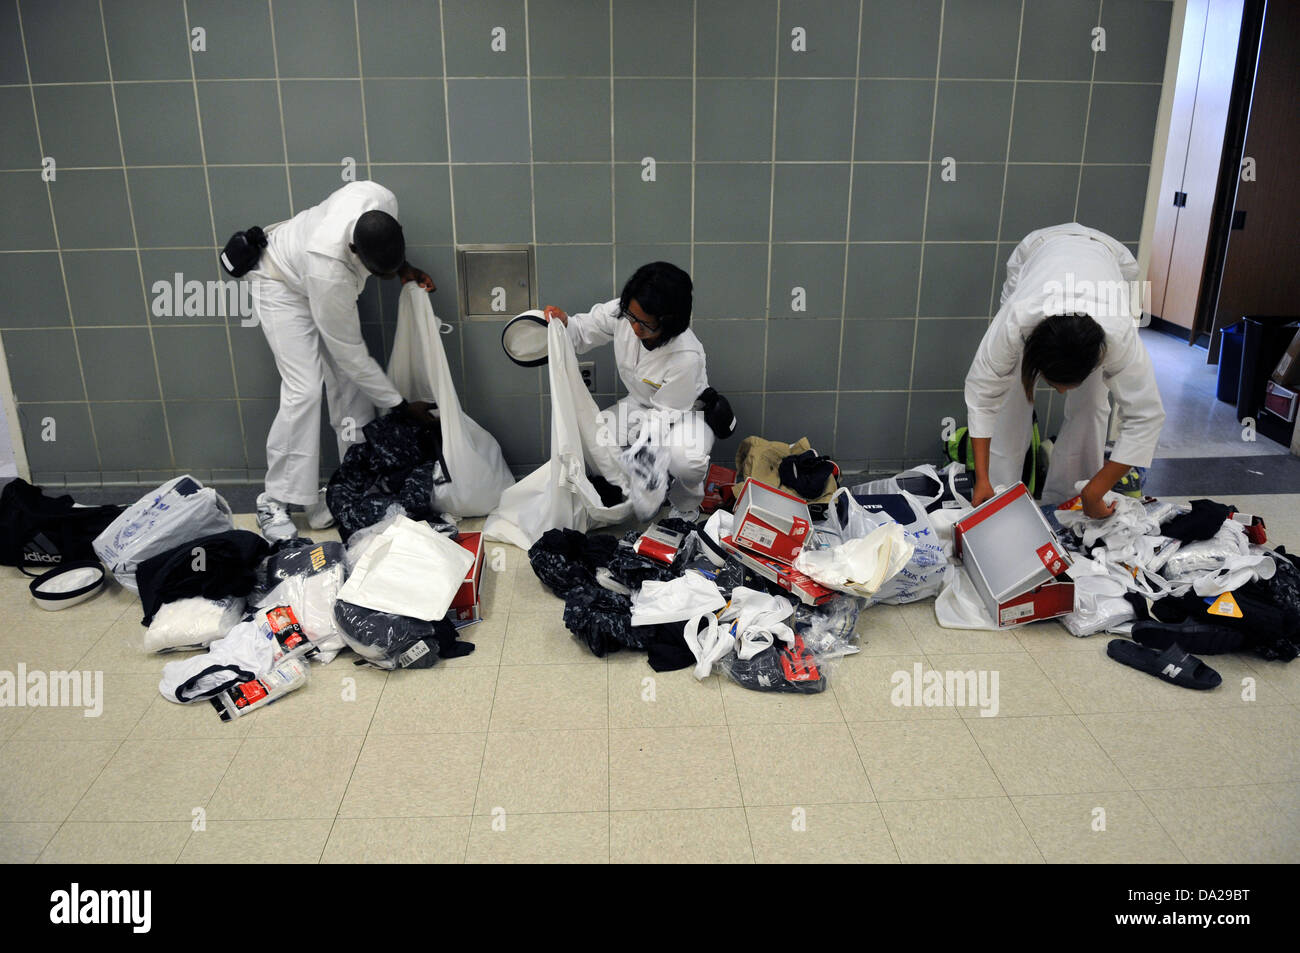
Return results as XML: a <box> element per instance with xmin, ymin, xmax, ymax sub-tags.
<box><xmin>1036</xmin><ymin>542</ymin><xmax>1067</xmax><ymax>576</ymax></box>
<box><xmin>779</xmin><ymin>635</ymin><xmax>821</xmax><ymax>682</ymax></box>
<box><xmin>234</xmin><ymin>679</ymin><xmax>268</xmax><ymax>708</ymax></box>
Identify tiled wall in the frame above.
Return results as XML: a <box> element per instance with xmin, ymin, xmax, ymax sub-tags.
<box><xmin>0</xmin><ymin>0</ymin><xmax>1172</xmax><ymax>486</ymax></box>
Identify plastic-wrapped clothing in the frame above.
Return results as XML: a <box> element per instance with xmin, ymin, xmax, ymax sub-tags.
<box><xmin>333</xmin><ymin>599</ymin><xmax>469</xmax><ymax>670</ymax></box>
<box><xmin>485</xmin><ymin>319</ymin><xmax>638</xmax><ymax>548</ymax></box>
<box><xmin>158</xmin><ymin>604</ymin><xmax>315</xmax><ymax>704</ymax></box>
<box><xmin>337</xmin><ymin>515</ymin><xmax>474</xmax><ymax>621</ymax></box>
<box><xmin>250</xmin><ymin>181</ymin><xmax>405</xmax><ymax>506</ymax></box>
<box><xmin>793</xmin><ymin>597</ymin><xmax>862</xmax><ymax>659</ymax></box>
<box><xmin>93</xmin><ymin>476</ymin><xmax>234</xmax><ymax>591</ymax></box>
<box><xmin>527</xmin><ymin>528</ymin><xmax>621</xmax><ymax>596</ymax></box>
<box><xmin>135</xmin><ymin>530</ymin><xmax>270</xmax><ymax>626</ymax></box>
<box><xmin>1060</xmin><ymin>559</ymin><xmax>1135</xmax><ymax>637</ymax></box>
<box><xmin>719</xmin><ymin>586</ymin><xmax>796</xmax><ymax>659</ymax></box>
<box><xmin>966</xmin><ymin>224</ymin><xmax>1165</xmax><ymax>503</ymax></box>
<box><xmin>249</xmin><ymin>540</ymin><xmax>349</xmax><ymax>663</ymax></box>
<box><xmin>143</xmin><ymin>596</ymin><xmax>245</xmax><ymax>653</ymax></box>
<box><xmin>617</xmin><ymin>406</ymin><xmax>676</xmax><ymax>520</ymax></box>
<box><xmin>630</xmin><ymin>573</ymin><xmax>725</xmax><ymax>626</ymax></box>
<box><xmin>1160</xmin><ymin>520</ymin><xmax>1276</xmax><ymax>596</ymax></box>
<box><xmin>325</xmin><ymin>410</ymin><xmax>447</xmax><ymax>541</ymax></box>
<box><xmin>716</xmin><ymin>634</ymin><xmax>828</xmax><ymax>693</ymax></box>
<box><xmin>388</xmin><ymin>283</ymin><xmax>516</xmax><ymax>517</ymax></box>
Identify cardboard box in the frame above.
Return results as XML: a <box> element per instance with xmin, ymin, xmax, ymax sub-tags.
<box><xmin>1271</xmin><ymin>328</ymin><xmax>1300</xmax><ymax>389</ymax></box>
<box><xmin>954</xmin><ymin>483</ymin><xmax>1074</xmax><ymax>627</ymax></box>
<box><xmin>731</xmin><ymin>479</ymin><xmax>812</xmax><ymax>565</ymax></box>
<box><xmin>451</xmin><ymin>532</ymin><xmax>484</xmax><ymax>615</ymax></box>
<box><xmin>1264</xmin><ymin>380</ymin><xmax>1299</xmax><ymax>423</ymax></box>
<box><xmin>701</xmin><ymin>464</ymin><xmax>737</xmax><ymax>514</ymax></box>
<box><xmin>720</xmin><ymin>535</ymin><xmax>836</xmax><ymax>606</ymax></box>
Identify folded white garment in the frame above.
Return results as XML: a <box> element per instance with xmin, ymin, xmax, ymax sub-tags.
<box><xmin>1061</xmin><ymin>570</ymin><xmax>1134</xmax><ymax>637</ymax></box>
<box><xmin>631</xmin><ymin>572</ymin><xmax>725</xmax><ymax>626</ymax></box>
<box><xmin>336</xmin><ymin>515</ymin><xmax>474</xmax><ymax>621</ymax></box>
<box><xmin>794</xmin><ymin>522</ymin><xmax>913</xmax><ymax>597</ymax></box>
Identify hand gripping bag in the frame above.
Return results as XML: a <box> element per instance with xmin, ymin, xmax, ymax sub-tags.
<box><xmin>387</xmin><ymin>284</ymin><xmax>516</xmax><ymax>517</ymax></box>
<box><xmin>93</xmin><ymin>476</ymin><xmax>233</xmax><ymax>591</ymax></box>
<box><xmin>485</xmin><ymin>319</ymin><xmax>637</xmax><ymax>549</ymax></box>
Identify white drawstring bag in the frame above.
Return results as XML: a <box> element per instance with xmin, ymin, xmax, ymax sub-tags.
<box><xmin>485</xmin><ymin>319</ymin><xmax>638</xmax><ymax>549</ymax></box>
<box><xmin>93</xmin><ymin>475</ymin><xmax>233</xmax><ymax>591</ymax></box>
<box><xmin>387</xmin><ymin>284</ymin><xmax>516</xmax><ymax>517</ymax></box>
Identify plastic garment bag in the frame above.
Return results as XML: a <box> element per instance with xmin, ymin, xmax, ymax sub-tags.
<box><xmin>719</xmin><ymin>586</ymin><xmax>795</xmax><ymax>659</ymax></box>
<box><xmin>1059</xmin><ymin>557</ymin><xmax>1135</xmax><ymax>637</ymax></box>
<box><xmin>336</xmin><ymin>515</ymin><xmax>474</xmax><ymax>621</ymax></box>
<box><xmin>485</xmin><ymin>319</ymin><xmax>637</xmax><ymax>549</ymax></box>
<box><xmin>143</xmin><ymin>595</ymin><xmax>245</xmax><ymax>653</ymax></box>
<box><xmin>387</xmin><ymin>284</ymin><xmax>515</xmax><ymax>517</ymax></box>
<box><xmin>94</xmin><ymin>476</ymin><xmax>234</xmax><ymax>591</ymax></box>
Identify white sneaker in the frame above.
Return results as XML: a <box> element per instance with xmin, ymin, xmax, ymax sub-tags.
<box><xmin>256</xmin><ymin>492</ymin><xmax>297</xmax><ymax>542</ymax></box>
<box><xmin>306</xmin><ymin>487</ymin><xmax>335</xmax><ymax>530</ymax></box>
<box><xmin>667</xmin><ymin>506</ymin><xmax>701</xmax><ymax>524</ymax></box>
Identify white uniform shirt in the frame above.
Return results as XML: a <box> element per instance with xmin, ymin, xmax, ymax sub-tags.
<box><xmin>965</xmin><ymin>223</ymin><xmax>1165</xmax><ymax>469</ymax></box>
<box><xmin>262</xmin><ymin>181</ymin><xmax>404</xmax><ymax>408</ymax></box>
<box><xmin>565</xmin><ymin>299</ymin><xmax>710</xmax><ymax>413</ymax></box>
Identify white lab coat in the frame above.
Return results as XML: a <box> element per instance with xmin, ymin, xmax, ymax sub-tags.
<box><xmin>249</xmin><ymin>181</ymin><xmax>405</xmax><ymax>505</ymax></box>
<box><xmin>965</xmin><ymin>223</ymin><xmax>1165</xmax><ymax>503</ymax></box>
<box><xmin>566</xmin><ymin>300</ymin><xmax>714</xmax><ymax>510</ymax></box>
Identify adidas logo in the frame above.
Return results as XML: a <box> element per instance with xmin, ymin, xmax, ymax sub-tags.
<box><xmin>24</xmin><ymin>552</ymin><xmax>62</xmax><ymax>564</ymax></box>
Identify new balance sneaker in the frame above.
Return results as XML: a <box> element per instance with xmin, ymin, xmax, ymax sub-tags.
<box><xmin>306</xmin><ymin>487</ymin><xmax>336</xmax><ymax>530</ymax></box>
<box><xmin>255</xmin><ymin>492</ymin><xmax>297</xmax><ymax>542</ymax></box>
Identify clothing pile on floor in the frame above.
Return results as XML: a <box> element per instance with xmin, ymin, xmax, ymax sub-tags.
<box><xmin>1</xmin><ymin>473</ymin><xmax>485</xmax><ymax>722</ymax></box>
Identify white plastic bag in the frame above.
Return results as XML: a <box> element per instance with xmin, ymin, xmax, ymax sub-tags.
<box><xmin>485</xmin><ymin>319</ymin><xmax>636</xmax><ymax>549</ymax></box>
<box><xmin>819</xmin><ymin>488</ymin><xmax>949</xmax><ymax>604</ymax></box>
<box><xmin>794</xmin><ymin>523</ymin><xmax>913</xmax><ymax>598</ymax></box>
<box><xmin>337</xmin><ymin>515</ymin><xmax>474</xmax><ymax>621</ymax></box>
<box><xmin>388</xmin><ymin>284</ymin><xmax>516</xmax><ymax>517</ymax></box>
<box><xmin>93</xmin><ymin>475</ymin><xmax>234</xmax><ymax>591</ymax></box>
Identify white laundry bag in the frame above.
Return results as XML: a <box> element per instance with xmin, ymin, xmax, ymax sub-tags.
<box><xmin>484</xmin><ymin>319</ymin><xmax>637</xmax><ymax>549</ymax></box>
<box><xmin>387</xmin><ymin>284</ymin><xmax>515</xmax><ymax>517</ymax></box>
<box><xmin>336</xmin><ymin>515</ymin><xmax>474</xmax><ymax>622</ymax></box>
<box><xmin>93</xmin><ymin>475</ymin><xmax>234</xmax><ymax>591</ymax></box>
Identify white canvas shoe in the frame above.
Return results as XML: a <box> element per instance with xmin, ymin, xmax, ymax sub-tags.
<box><xmin>255</xmin><ymin>492</ymin><xmax>297</xmax><ymax>542</ymax></box>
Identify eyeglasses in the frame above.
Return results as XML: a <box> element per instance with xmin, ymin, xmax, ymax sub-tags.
<box><xmin>620</xmin><ymin>308</ymin><xmax>661</xmax><ymax>334</ymax></box>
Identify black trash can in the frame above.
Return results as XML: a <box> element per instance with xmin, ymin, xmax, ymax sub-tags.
<box><xmin>1235</xmin><ymin>316</ymin><xmax>1299</xmax><ymax>424</ymax></box>
<box><xmin>1216</xmin><ymin>323</ymin><xmax>1244</xmax><ymax>404</ymax></box>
